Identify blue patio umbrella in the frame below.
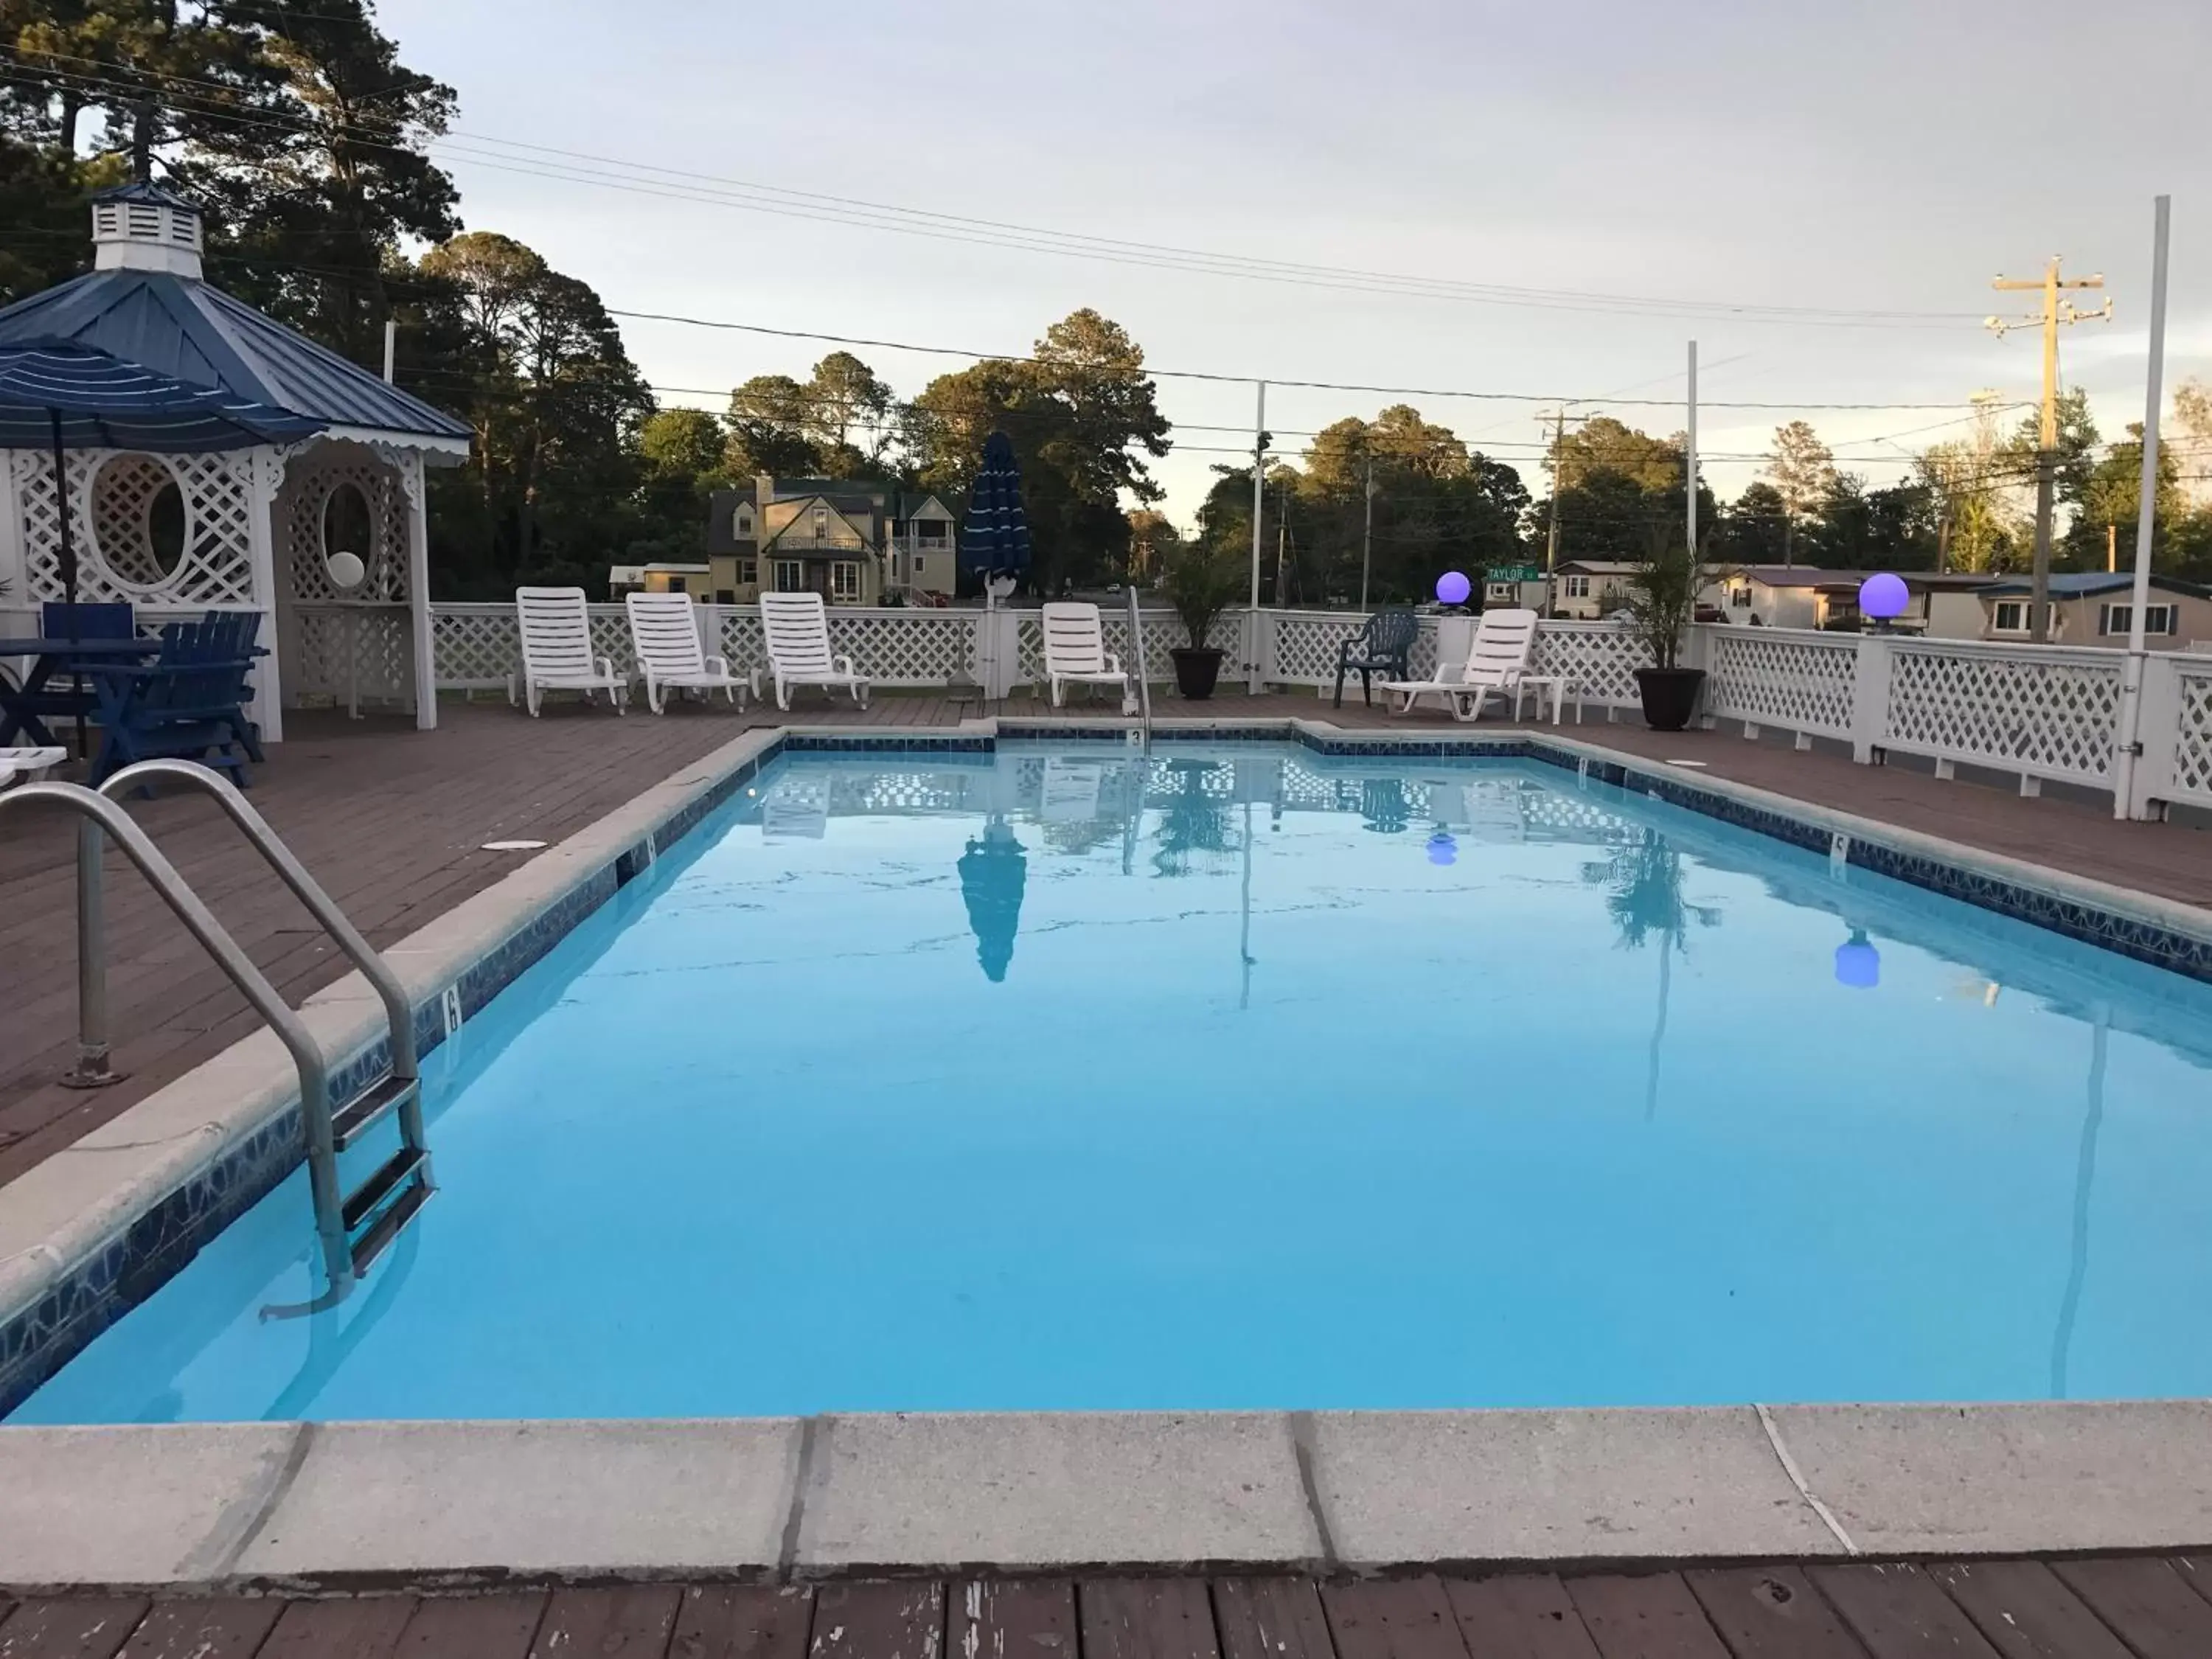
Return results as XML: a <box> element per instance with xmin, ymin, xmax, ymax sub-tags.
<box><xmin>960</xmin><ymin>430</ymin><xmax>1033</xmax><ymax>590</ymax></box>
<box><xmin>0</xmin><ymin>338</ymin><xmax>327</xmax><ymax>748</ymax></box>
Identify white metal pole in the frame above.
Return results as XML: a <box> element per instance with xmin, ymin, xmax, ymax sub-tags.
<box><xmin>1248</xmin><ymin>380</ymin><xmax>1266</xmax><ymax>692</ymax></box>
<box><xmin>1685</xmin><ymin>341</ymin><xmax>1698</xmax><ymax>555</ymax></box>
<box><xmin>2112</xmin><ymin>195</ymin><xmax>2170</xmax><ymax>821</ymax></box>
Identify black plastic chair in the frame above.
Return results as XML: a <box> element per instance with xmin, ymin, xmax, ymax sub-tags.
<box><xmin>1333</xmin><ymin>608</ymin><xmax>1419</xmax><ymax>707</ymax></box>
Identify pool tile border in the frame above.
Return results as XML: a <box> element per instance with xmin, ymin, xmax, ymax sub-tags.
<box><xmin>3</xmin><ymin>714</ymin><xmax>2209</xmax><ymax>1420</ymax></box>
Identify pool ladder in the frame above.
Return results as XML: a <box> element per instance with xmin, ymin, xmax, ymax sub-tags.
<box><xmin>0</xmin><ymin>760</ymin><xmax>433</xmax><ymax>1305</ymax></box>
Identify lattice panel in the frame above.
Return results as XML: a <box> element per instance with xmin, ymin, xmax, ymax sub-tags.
<box><xmin>1705</xmin><ymin>629</ymin><xmax>1858</xmax><ymax>737</ymax></box>
<box><xmin>1883</xmin><ymin>644</ymin><xmax>2121</xmax><ymax>782</ymax></box>
<box><xmin>10</xmin><ymin>448</ymin><xmax>258</xmax><ymax>608</ymax></box>
<box><xmin>587</xmin><ymin>605</ymin><xmax>638</xmax><ymax>676</ymax></box>
<box><xmin>824</xmin><ymin>610</ymin><xmax>979</xmax><ymax>686</ymax></box>
<box><xmin>1530</xmin><ymin>622</ymin><xmax>1652</xmax><ymax>706</ymax></box>
<box><xmin>282</xmin><ymin>452</ymin><xmax>410</xmax><ymax>603</ymax></box>
<box><xmin>433</xmin><ymin>605</ymin><xmax>519</xmax><ymax>689</ymax></box>
<box><xmin>2170</xmin><ymin>666</ymin><xmax>2212</xmax><ymax>805</ymax></box>
<box><xmin>1099</xmin><ymin>610</ymin><xmax>1179</xmax><ymax>681</ymax></box>
<box><xmin>1269</xmin><ymin>613</ymin><xmax>1377</xmax><ymax>685</ymax></box>
<box><xmin>290</xmin><ymin>604</ymin><xmax>413</xmax><ymax>706</ymax></box>
<box><xmin>718</xmin><ymin>608</ymin><xmax>766</xmax><ymax>679</ymax></box>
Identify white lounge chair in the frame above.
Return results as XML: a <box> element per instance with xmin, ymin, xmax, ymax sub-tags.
<box><xmin>760</xmin><ymin>592</ymin><xmax>870</xmax><ymax>710</ymax></box>
<box><xmin>0</xmin><ymin>745</ymin><xmax>66</xmax><ymax>787</ymax></box>
<box><xmin>513</xmin><ymin>587</ymin><xmax>628</xmax><ymax>716</ymax></box>
<box><xmin>625</xmin><ymin>592</ymin><xmax>754</xmax><ymax>714</ymax></box>
<box><xmin>1378</xmin><ymin>608</ymin><xmax>1539</xmax><ymax>722</ymax></box>
<box><xmin>1041</xmin><ymin>602</ymin><xmax>1135</xmax><ymax>710</ymax></box>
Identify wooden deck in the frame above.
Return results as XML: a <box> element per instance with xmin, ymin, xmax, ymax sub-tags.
<box><xmin>5</xmin><ymin>1558</ymin><xmax>2212</xmax><ymax>1659</ymax></box>
<box><xmin>1</xmin><ymin>690</ymin><xmax>2206</xmax><ymax>1191</ymax></box>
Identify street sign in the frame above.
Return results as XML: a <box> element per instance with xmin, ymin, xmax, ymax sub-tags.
<box><xmin>1485</xmin><ymin>566</ymin><xmax>1544</xmax><ymax>583</ymax></box>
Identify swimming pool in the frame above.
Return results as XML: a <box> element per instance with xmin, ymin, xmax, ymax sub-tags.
<box><xmin>13</xmin><ymin>741</ymin><xmax>2212</xmax><ymax>1423</ymax></box>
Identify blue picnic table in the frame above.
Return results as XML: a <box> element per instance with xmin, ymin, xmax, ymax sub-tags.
<box><xmin>0</xmin><ymin>635</ymin><xmax>161</xmax><ymax>749</ymax></box>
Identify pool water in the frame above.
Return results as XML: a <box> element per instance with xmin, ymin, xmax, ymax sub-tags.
<box><xmin>15</xmin><ymin>743</ymin><xmax>2212</xmax><ymax>1424</ymax></box>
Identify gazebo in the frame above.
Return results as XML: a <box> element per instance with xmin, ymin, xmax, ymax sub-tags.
<box><xmin>0</xmin><ymin>183</ymin><xmax>471</xmax><ymax>739</ymax></box>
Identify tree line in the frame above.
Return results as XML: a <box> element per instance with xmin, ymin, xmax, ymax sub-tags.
<box><xmin>5</xmin><ymin>1</ymin><xmax>2208</xmax><ymax>605</ymax></box>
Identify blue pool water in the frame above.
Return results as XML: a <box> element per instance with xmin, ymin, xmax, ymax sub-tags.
<box><xmin>15</xmin><ymin>743</ymin><xmax>2212</xmax><ymax>1423</ymax></box>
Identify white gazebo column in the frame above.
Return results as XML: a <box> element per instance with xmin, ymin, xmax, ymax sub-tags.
<box><xmin>0</xmin><ymin>456</ymin><xmax>24</xmax><ymax>628</ymax></box>
<box><xmin>406</xmin><ymin>451</ymin><xmax>436</xmax><ymax>729</ymax></box>
<box><xmin>246</xmin><ymin>445</ymin><xmax>285</xmax><ymax>742</ymax></box>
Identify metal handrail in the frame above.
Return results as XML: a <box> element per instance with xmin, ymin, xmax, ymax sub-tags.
<box><xmin>1124</xmin><ymin>583</ymin><xmax>1153</xmax><ymax>745</ymax></box>
<box><xmin>0</xmin><ymin>782</ymin><xmax>351</xmax><ymax>1290</ymax></box>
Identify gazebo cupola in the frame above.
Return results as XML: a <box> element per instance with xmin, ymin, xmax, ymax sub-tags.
<box><xmin>89</xmin><ymin>181</ymin><xmax>206</xmax><ymax>277</ymax></box>
<box><xmin>0</xmin><ymin>183</ymin><xmax>473</xmax><ymax>738</ymax></box>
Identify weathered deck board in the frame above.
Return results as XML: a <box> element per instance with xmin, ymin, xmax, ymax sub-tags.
<box><xmin>391</xmin><ymin>1592</ymin><xmax>548</xmax><ymax>1659</ymax></box>
<box><xmin>0</xmin><ymin>1596</ymin><xmax>151</xmax><ymax>1659</ymax></box>
<box><xmin>254</xmin><ymin>1597</ymin><xmax>415</xmax><ymax>1659</ymax></box>
<box><xmin>529</xmin><ymin>1586</ymin><xmax>684</xmax><ymax>1658</ymax></box>
<box><xmin>1078</xmin><ymin>1581</ymin><xmax>1219</xmax><ymax>1659</ymax></box>
<box><xmin>1562</xmin><ymin>1574</ymin><xmax>1731</xmax><ymax>1659</ymax></box>
<box><xmin>1318</xmin><ymin>1579</ymin><xmax>1468</xmax><ymax>1659</ymax></box>
<box><xmin>2048</xmin><ymin>1558</ymin><xmax>2212</xmax><ymax>1659</ymax></box>
<box><xmin>1439</xmin><ymin>1574</ymin><xmax>1601</xmax><ymax>1659</ymax></box>
<box><xmin>670</xmin><ymin>1585</ymin><xmax>813</xmax><ymax>1659</ymax></box>
<box><xmin>1683</xmin><ymin>1567</ymin><xmax>1866</xmax><ymax>1659</ymax></box>
<box><xmin>1214</xmin><ymin>1579</ymin><xmax>1336</xmax><ymax>1659</ymax></box>
<box><xmin>1925</xmin><ymin>1562</ymin><xmax>2132</xmax><ymax>1659</ymax></box>
<box><xmin>1806</xmin><ymin>1563</ymin><xmax>2003</xmax><ymax>1658</ymax></box>
<box><xmin>810</xmin><ymin>1582</ymin><xmax>944</xmax><ymax>1659</ymax></box>
<box><xmin>112</xmin><ymin>1599</ymin><xmax>283</xmax><ymax>1659</ymax></box>
<box><xmin>950</xmin><ymin>1581</ymin><xmax>1077</xmax><ymax>1659</ymax></box>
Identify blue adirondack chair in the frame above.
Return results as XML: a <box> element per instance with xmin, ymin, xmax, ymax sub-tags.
<box><xmin>1333</xmin><ymin>608</ymin><xmax>1419</xmax><ymax>708</ymax></box>
<box><xmin>16</xmin><ymin>601</ymin><xmax>137</xmax><ymax>725</ymax></box>
<box><xmin>84</xmin><ymin>609</ymin><xmax>263</xmax><ymax>787</ymax></box>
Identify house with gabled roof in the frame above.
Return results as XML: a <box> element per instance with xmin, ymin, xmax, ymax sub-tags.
<box><xmin>705</xmin><ymin>476</ymin><xmax>957</xmax><ymax>605</ymax></box>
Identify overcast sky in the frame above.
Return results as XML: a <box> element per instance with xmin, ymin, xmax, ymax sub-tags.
<box><xmin>379</xmin><ymin>0</ymin><xmax>2212</xmax><ymax>524</ymax></box>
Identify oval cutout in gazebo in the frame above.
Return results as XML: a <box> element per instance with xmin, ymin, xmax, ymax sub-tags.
<box><xmin>0</xmin><ymin>183</ymin><xmax>473</xmax><ymax>737</ymax></box>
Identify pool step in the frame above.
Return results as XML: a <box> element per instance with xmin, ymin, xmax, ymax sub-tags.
<box><xmin>331</xmin><ymin>1071</ymin><xmax>420</xmax><ymax>1152</ymax></box>
<box><xmin>350</xmin><ymin>1176</ymin><xmax>432</xmax><ymax>1276</ymax></box>
<box><xmin>342</xmin><ymin>1146</ymin><xmax>428</xmax><ymax>1233</ymax></box>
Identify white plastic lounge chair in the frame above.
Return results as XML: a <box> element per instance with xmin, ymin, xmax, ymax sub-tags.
<box><xmin>513</xmin><ymin>587</ymin><xmax>627</xmax><ymax>716</ymax></box>
<box><xmin>0</xmin><ymin>745</ymin><xmax>66</xmax><ymax>787</ymax></box>
<box><xmin>625</xmin><ymin>592</ymin><xmax>754</xmax><ymax>714</ymax></box>
<box><xmin>1041</xmin><ymin>602</ymin><xmax>1133</xmax><ymax>710</ymax></box>
<box><xmin>760</xmin><ymin>592</ymin><xmax>869</xmax><ymax>710</ymax></box>
<box><xmin>1377</xmin><ymin>608</ymin><xmax>1539</xmax><ymax>723</ymax></box>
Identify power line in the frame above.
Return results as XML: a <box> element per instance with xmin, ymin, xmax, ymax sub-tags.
<box><xmin>9</xmin><ymin>47</ymin><xmax>1989</xmax><ymax>330</ymax></box>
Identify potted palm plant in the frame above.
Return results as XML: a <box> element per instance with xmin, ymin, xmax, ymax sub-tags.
<box><xmin>1160</xmin><ymin>541</ymin><xmax>1242</xmax><ymax>700</ymax></box>
<box><xmin>1624</xmin><ymin>521</ymin><xmax>1706</xmax><ymax>731</ymax></box>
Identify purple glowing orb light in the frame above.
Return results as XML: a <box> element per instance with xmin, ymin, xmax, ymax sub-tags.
<box><xmin>1860</xmin><ymin>572</ymin><xmax>1910</xmax><ymax>622</ymax></box>
<box><xmin>1834</xmin><ymin>928</ymin><xmax>1880</xmax><ymax>990</ymax></box>
<box><xmin>1426</xmin><ymin>830</ymin><xmax>1457</xmax><ymax>866</ymax></box>
<box><xmin>1436</xmin><ymin>570</ymin><xmax>1472</xmax><ymax>608</ymax></box>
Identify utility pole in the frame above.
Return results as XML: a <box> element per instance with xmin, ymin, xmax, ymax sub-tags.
<box><xmin>1359</xmin><ymin>457</ymin><xmax>1375</xmax><ymax>613</ymax></box>
<box><xmin>1539</xmin><ymin>410</ymin><xmax>1568</xmax><ymax>616</ymax></box>
<box><xmin>1685</xmin><ymin>341</ymin><xmax>1699</xmax><ymax>556</ymax></box>
<box><xmin>1273</xmin><ymin>480</ymin><xmax>1289</xmax><ymax>606</ymax></box>
<box><xmin>1988</xmin><ymin>257</ymin><xmax>2111</xmax><ymax>642</ymax></box>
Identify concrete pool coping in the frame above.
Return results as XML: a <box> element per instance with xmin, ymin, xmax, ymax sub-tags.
<box><xmin>3</xmin><ymin>713</ymin><xmax>2211</xmax><ymax>1581</ymax></box>
<box><xmin>1</xmin><ymin>1402</ymin><xmax>2210</xmax><ymax>1590</ymax></box>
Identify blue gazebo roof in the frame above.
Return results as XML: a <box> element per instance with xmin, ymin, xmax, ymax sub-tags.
<box><xmin>0</xmin><ymin>265</ymin><xmax>470</xmax><ymax>447</ymax></box>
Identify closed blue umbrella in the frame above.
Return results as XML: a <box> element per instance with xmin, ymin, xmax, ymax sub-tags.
<box><xmin>0</xmin><ymin>338</ymin><xmax>329</xmax><ymax>750</ymax></box>
<box><xmin>960</xmin><ymin>431</ymin><xmax>1032</xmax><ymax>591</ymax></box>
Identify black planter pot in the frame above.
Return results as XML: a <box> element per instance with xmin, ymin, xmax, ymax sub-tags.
<box><xmin>1633</xmin><ymin>666</ymin><xmax>1706</xmax><ymax>732</ymax></box>
<box><xmin>1170</xmin><ymin>646</ymin><xmax>1225</xmax><ymax>700</ymax></box>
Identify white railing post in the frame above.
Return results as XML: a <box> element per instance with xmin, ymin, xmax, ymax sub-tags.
<box><xmin>1255</xmin><ymin>607</ymin><xmax>1281</xmax><ymax>690</ymax></box>
<box><xmin>1849</xmin><ymin>633</ymin><xmax>1894</xmax><ymax>764</ymax></box>
<box><xmin>2126</xmin><ymin>652</ymin><xmax>2184</xmax><ymax>821</ymax></box>
<box><xmin>1682</xmin><ymin>622</ymin><xmax>1715</xmax><ymax>727</ymax></box>
<box><xmin>1244</xmin><ymin>607</ymin><xmax>1262</xmax><ymax>694</ymax></box>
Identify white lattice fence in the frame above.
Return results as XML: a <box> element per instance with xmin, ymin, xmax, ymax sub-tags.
<box><xmin>290</xmin><ymin>604</ymin><xmax>413</xmax><ymax>707</ymax></box>
<box><xmin>433</xmin><ymin>604</ymin><xmax>518</xmax><ymax>692</ymax></box>
<box><xmin>717</xmin><ymin>608</ymin><xmax>765</xmax><ymax>677</ymax></box>
<box><xmin>824</xmin><ymin>610</ymin><xmax>978</xmax><ymax>686</ymax></box>
<box><xmin>1704</xmin><ymin>627</ymin><xmax>1858</xmax><ymax>737</ymax></box>
<box><xmin>1882</xmin><ymin>643</ymin><xmax>2123</xmax><ymax>784</ymax></box>
<box><xmin>1531</xmin><ymin>622</ymin><xmax>1652</xmax><ymax>707</ymax></box>
<box><xmin>2169</xmin><ymin>661</ymin><xmax>2212</xmax><ymax>807</ymax></box>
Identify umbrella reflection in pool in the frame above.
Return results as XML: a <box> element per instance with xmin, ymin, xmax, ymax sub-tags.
<box><xmin>958</xmin><ymin>817</ymin><xmax>1027</xmax><ymax>982</ymax></box>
